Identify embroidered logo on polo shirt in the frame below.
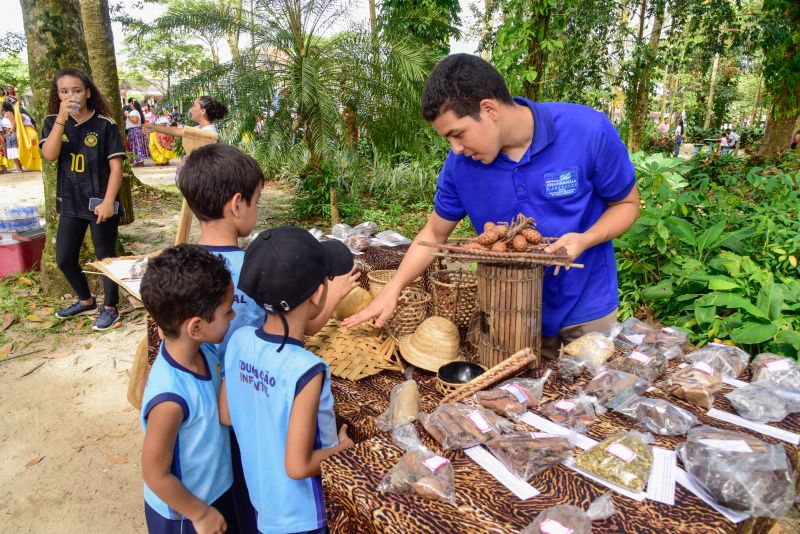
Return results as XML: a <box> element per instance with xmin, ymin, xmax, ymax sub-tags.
<box><xmin>84</xmin><ymin>133</ymin><xmax>98</xmax><ymax>147</ymax></box>
<box><xmin>544</xmin><ymin>168</ymin><xmax>579</xmax><ymax>198</ymax></box>
<box><xmin>61</xmin><ymin>134</ymin><xmax>68</xmax><ymax>142</ymax></box>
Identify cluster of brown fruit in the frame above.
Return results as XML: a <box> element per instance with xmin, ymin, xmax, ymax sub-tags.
<box><xmin>464</xmin><ymin>214</ymin><xmax>542</xmax><ymax>253</ymax></box>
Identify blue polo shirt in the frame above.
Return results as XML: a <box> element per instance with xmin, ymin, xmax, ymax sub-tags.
<box><xmin>434</xmin><ymin>98</ymin><xmax>636</xmax><ymax>336</ymax></box>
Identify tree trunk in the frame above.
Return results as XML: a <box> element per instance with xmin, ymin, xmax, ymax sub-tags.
<box><xmin>21</xmin><ymin>0</ymin><xmax>91</xmax><ymax>297</ymax></box>
<box><xmin>703</xmin><ymin>52</ymin><xmax>720</xmax><ymax>129</ymax></box>
<box><xmin>749</xmin><ymin>72</ymin><xmax>762</xmax><ymax>128</ymax></box>
<box><xmin>522</xmin><ymin>7</ymin><xmax>551</xmax><ymax>102</ymax></box>
<box><xmin>758</xmin><ymin>85</ymin><xmax>800</xmax><ymax>156</ymax></box>
<box><xmin>79</xmin><ymin>0</ymin><xmax>138</xmax><ymax>225</ymax></box>
<box><xmin>627</xmin><ymin>0</ymin><xmax>665</xmax><ymax>152</ymax></box>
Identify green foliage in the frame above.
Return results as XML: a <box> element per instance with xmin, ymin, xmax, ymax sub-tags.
<box><xmin>0</xmin><ymin>53</ymin><xmax>30</xmax><ymax>94</ymax></box>
<box><xmin>616</xmin><ymin>151</ymin><xmax>800</xmax><ymax>356</ymax></box>
<box><xmin>378</xmin><ymin>0</ymin><xmax>461</xmax><ymax>55</ymax></box>
<box><xmin>756</xmin><ymin>0</ymin><xmax>800</xmax><ymax>118</ymax></box>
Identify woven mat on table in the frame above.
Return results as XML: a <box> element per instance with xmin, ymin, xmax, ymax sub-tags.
<box><xmin>305</xmin><ymin>319</ymin><xmax>402</xmax><ymax>381</ymax></box>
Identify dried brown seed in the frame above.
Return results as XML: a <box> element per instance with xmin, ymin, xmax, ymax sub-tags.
<box><xmin>512</xmin><ymin>234</ymin><xmax>529</xmax><ymax>251</ymax></box>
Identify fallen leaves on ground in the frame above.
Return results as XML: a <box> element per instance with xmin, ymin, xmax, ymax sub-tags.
<box><xmin>83</xmin><ymin>342</ymin><xmax>92</xmax><ymax>349</ymax></box>
<box><xmin>26</xmin><ymin>314</ymin><xmax>42</xmax><ymax>322</ymax></box>
<box><xmin>105</xmin><ymin>454</ymin><xmax>128</xmax><ymax>465</ymax></box>
<box><xmin>18</xmin><ymin>277</ymin><xmax>34</xmax><ymax>286</ymax></box>
<box><xmin>74</xmin><ymin>320</ymin><xmax>85</xmax><ymax>330</ymax></box>
<box><xmin>0</xmin><ymin>343</ymin><xmax>12</xmax><ymax>360</ymax></box>
<box><xmin>1</xmin><ymin>311</ymin><xmax>13</xmax><ymax>331</ymax></box>
<box><xmin>25</xmin><ymin>456</ymin><xmax>44</xmax><ymax>467</ymax></box>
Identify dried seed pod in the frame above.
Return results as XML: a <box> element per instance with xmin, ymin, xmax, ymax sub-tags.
<box><xmin>494</xmin><ymin>224</ymin><xmax>509</xmax><ymax>237</ymax></box>
<box><xmin>491</xmin><ymin>241</ymin><xmax>508</xmax><ymax>252</ymax></box>
<box><xmin>483</xmin><ymin>221</ymin><xmax>496</xmax><ymax>233</ymax></box>
<box><xmin>512</xmin><ymin>234</ymin><xmax>528</xmax><ymax>251</ymax></box>
<box><xmin>465</xmin><ymin>242</ymin><xmax>488</xmax><ymax>250</ymax></box>
<box><xmin>477</xmin><ymin>230</ymin><xmax>500</xmax><ymax>246</ymax></box>
<box><xmin>522</xmin><ymin>228</ymin><xmax>542</xmax><ymax>244</ymax></box>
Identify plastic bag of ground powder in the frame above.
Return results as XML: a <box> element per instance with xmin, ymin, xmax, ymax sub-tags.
<box><xmin>377</xmin><ymin>424</ymin><xmax>456</xmax><ymax>505</ymax></box>
<box><xmin>475</xmin><ymin>370</ymin><xmax>551</xmax><ymax>418</ymax></box>
<box><xmin>520</xmin><ymin>493</ymin><xmax>616</xmax><ymax>534</ymax></box>
<box><xmin>561</xmin><ymin>325</ymin><xmax>621</xmax><ymax>370</ymax></box>
<box><xmin>684</xmin><ymin>343</ymin><xmax>750</xmax><ymax>378</ymax></box>
<box><xmin>677</xmin><ymin>426</ymin><xmax>795</xmax><ymax>518</ymax></box>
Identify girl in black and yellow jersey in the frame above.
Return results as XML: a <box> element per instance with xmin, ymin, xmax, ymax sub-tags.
<box><xmin>40</xmin><ymin>68</ymin><xmax>127</xmax><ymax>331</ymax></box>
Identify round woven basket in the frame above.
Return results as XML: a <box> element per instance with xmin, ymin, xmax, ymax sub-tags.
<box><xmin>431</xmin><ymin>269</ymin><xmax>478</xmax><ymax>328</ymax></box>
<box><xmin>387</xmin><ymin>286</ymin><xmax>431</xmax><ymax>338</ymax></box>
<box><xmin>367</xmin><ymin>269</ymin><xmax>422</xmax><ymax>298</ymax></box>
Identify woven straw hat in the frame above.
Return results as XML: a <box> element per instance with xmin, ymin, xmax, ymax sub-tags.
<box><xmin>398</xmin><ymin>316</ymin><xmax>460</xmax><ymax>372</ymax></box>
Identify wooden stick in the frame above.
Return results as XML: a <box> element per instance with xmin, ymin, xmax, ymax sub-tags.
<box><xmin>440</xmin><ymin>348</ymin><xmax>539</xmax><ymax>404</ymax></box>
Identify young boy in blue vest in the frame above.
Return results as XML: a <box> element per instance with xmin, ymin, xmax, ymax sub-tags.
<box><xmin>219</xmin><ymin>227</ymin><xmax>355</xmax><ymax>534</ymax></box>
<box><xmin>139</xmin><ymin>244</ymin><xmax>236</xmax><ymax>534</ymax></box>
<box><xmin>344</xmin><ymin>54</ymin><xmax>640</xmax><ymax>358</ymax></box>
<box><xmin>179</xmin><ymin>145</ymin><xmax>357</xmax><ymax>533</ymax></box>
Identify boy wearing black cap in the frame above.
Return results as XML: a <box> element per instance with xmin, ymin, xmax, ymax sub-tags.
<box><xmin>219</xmin><ymin>226</ymin><xmax>355</xmax><ymax>534</ymax></box>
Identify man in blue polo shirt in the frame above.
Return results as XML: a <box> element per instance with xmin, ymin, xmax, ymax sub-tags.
<box><xmin>344</xmin><ymin>54</ymin><xmax>639</xmax><ymax>358</ymax></box>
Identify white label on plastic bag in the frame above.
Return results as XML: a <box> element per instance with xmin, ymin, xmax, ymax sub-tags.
<box><xmin>698</xmin><ymin>439</ymin><xmax>753</xmax><ymax>453</ymax></box>
<box><xmin>628</xmin><ymin>351</ymin><xmax>652</xmax><ymax>364</ymax></box>
<box><xmin>554</xmin><ymin>400</ymin><xmax>577</xmax><ymax>412</ymax></box>
<box><xmin>540</xmin><ymin>519</ymin><xmax>573</xmax><ymax>534</ymax></box>
<box><xmin>591</xmin><ymin>370</ymin><xmax>608</xmax><ymax>382</ymax></box>
<box><xmin>531</xmin><ymin>432</ymin><xmax>558</xmax><ymax>439</ymax></box>
<box><xmin>500</xmin><ymin>383</ymin><xmax>529</xmax><ymax>403</ymax></box>
<box><xmin>422</xmin><ymin>455</ymin><xmax>450</xmax><ymax>473</ymax></box>
<box><xmin>691</xmin><ymin>361</ymin><xmax>714</xmax><ymax>375</ymax></box>
<box><xmin>467</xmin><ymin>410</ymin><xmax>493</xmax><ymax>433</ymax></box>
<box><xmin>767</xmin><ymin>359</ymin><xmax>791</xmax><ymax>372</ymax></box>
<box><xmin>626</xmin><ymin>334</ymin><xmax>645</xmax><ymax>345</ymax></box>
<box><xmin>595</xmin><ymin>338</ymin><xmax>608</xmax><ymax>348</ymax></box>
<box><xmin>464</xmin><ymin>446</ymin><xmax>540</xmax><ymax>500</ymax></box>
<box><xmin>606</xmin><ymin>442</ymin><xmax>637</xmax><ymax>463</ymax></box>
<box><xmin>664</xmin><ymin>327</ymin><xmax>678</xmax><ymax>334</ymax></box>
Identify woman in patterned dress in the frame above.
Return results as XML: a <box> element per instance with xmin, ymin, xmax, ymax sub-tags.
<box><xmin>125</xmin><ymin>99</ymin><xmax>150</xmax><ymax>166</ymax></box>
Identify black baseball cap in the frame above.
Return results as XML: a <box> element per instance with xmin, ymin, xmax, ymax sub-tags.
<box><xmin>238</xmin><ymin>226</ymin><xmax>353</xmax><ymax>313</ymax></box>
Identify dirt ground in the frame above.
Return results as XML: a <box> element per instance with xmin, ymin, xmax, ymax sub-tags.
<box><xmin>0</xmin><ymin>163</ymin><xmax>293</xmax><ymax>532</ymax></box>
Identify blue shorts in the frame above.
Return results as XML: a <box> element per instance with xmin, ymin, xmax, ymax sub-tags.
<box><xmin>145</xmin><ymin>489</ymin><xmax>237</xmax><ymax>534</ymax></box>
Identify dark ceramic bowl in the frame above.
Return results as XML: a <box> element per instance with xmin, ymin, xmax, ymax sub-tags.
<box><xmin>437</xmin><ymin>360</ymin><xmax>486</xmax><ymax>386</ymax></box>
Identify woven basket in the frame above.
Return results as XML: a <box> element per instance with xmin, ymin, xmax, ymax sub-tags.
<box><xmin>387</xmin><ymin>286</ymin><xmax>431</xmax><ymax>338</ymax></box>
<box><xmin>367</xmin><ymin>269</ymin><xmax>422</xmax><ymax>298</ymax></box>
<box><xmin>431</xmin><ymin>269</ymin><xmax>478</xmax><ymax>328</ymax></box>
<box><xmin>304</xmin><ymin>320</ymin><xmax>402</xmax><ymax>381</ymax></box>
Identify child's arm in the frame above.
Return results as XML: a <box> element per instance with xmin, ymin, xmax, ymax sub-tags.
<box><xmin>285</xmin><ymin>373</ymin><xmax>354</xmax><ymax>479</ymax></box>
<box><xmin>142</xmin><ymin>402</ymin><xmax>228</xmax><ymax>533</ymax></box>
<box><xmin>94</xmin><ymin>157</ymin><xmax>123</xmax><ymax>224</ymax></box>
<box><xmin>41</xmin><ymin>101</ymin><xmax>73</xmax><ymax>161</ymax></box>
<box><xmin>218</xmin><ymin>380</ymin><xmax>232</xmax><ymax>426</ymax></box>
<box><xmin>305</xmin><ymin>268</ymin><xmax>360</xmax><ymax>336</ymax></box>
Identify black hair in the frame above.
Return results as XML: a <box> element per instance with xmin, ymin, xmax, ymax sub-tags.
<box><xmin>198</xmin><ymin>95</ymin><xmax>229</xmax><ymax>121</ymax></box>
<box><xmin>127</xmin><ymin>98</ymin><xmax>134</xmax><ymax>104</ymax></box>
<box><xmin>48</xmin><ymin>68</ymin><xmax>110</xmax><ymax>117</ymax></box>
<box><xmin>132</xmin><ymin>100</ymin><xmax>144</xmax><ymax>120</ymax></box>
<box><xmin>2</xmin><ymin>101</ymin><xmax>13</xmax><ymax>113</ymax></box>
<box><xmin>178</xmin><ymin>144</ymin><xmax>265</xmax><ymax>222</ymax></box>
<box><xmin>140</xmin><ymin>244</ymin><xmax>232</xmax><ymax>339</ymax></box>
<box><xmin>422</xmin><ymin>54</ymin><xmax>513</xmax><ymax>121</ymax></box>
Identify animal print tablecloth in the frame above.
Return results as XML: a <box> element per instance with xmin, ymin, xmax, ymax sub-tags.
<box><xmin>325</xmin><ymin>363</ymin><xmax>800</xmax><ymax>533</ymax></box>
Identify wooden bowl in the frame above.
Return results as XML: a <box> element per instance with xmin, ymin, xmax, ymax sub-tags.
<box><xmin>436</xmin><ymin>360</ymin><xmax>486</xmax><ymax>396</ymax></box>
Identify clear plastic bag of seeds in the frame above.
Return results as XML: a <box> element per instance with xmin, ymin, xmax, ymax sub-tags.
<box><xmin>750</xmin><ymin>353</ymin><xmax>800</xmax><ymax>392</ymax></box>
<box><xmin>519</xmin><ymin>493</ymin><xmax>616</xmax><ymax>534</ymax></box>
<box><xmin>725</xmin><ymin>382</ymin><xmax>798</xmax><ymax>423</ymax></box>
<box><xmin>683</xmin><ymin>343</ymin><xmax>750</xmax><ymax>378</ymax></box>
<box><xmin>377</xmin><ymin>424</ymin><xmax>456</xmax><ymax>505</ymax></box>
<box><xmin>539</xmin><ymin>390</ymin><xmax>605</xmax><ymax>429</ymax></box>
<box><xmin>609</xmin><ymin>389</ymin><xmax>697</xmax><ymax>436</ymax></box>
<box><xmin>607</xmin><ymin>345</ymin><xmax>669</xmax><ymax>383</ymax></box>
<box><xmin>420</xmin><ymin>402</ymin><xmax>512</xmax><ymax>450</ymax></box>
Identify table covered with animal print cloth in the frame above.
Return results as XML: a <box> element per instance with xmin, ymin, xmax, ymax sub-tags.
<box><xmin>325</xmin><ymin>362</ymin><xmax>800</xmax><ymax>533</ymax></box>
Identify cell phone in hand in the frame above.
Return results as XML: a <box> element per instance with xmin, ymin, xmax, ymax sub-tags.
<box><xmin>88</xmin><ymin>197</ymin><xmax>119</xmax><ymax>214</ymax></box>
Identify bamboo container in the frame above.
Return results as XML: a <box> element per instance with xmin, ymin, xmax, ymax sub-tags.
<box><xmin>474</xmin><ymin>263</ymin><xmax>543</xmax><ymax>368</ymax></box>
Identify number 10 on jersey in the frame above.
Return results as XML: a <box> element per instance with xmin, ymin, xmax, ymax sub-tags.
<box><xmin>69</xmin><ymin>153</ymin><xmax>85</xmax><ymax>173</ymax></box>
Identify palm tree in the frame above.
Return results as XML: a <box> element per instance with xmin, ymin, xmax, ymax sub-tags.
<box><xmin>139</xmin><ymin>0</ymin><xmax>433</xmax><ymax>222</ymax></box>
